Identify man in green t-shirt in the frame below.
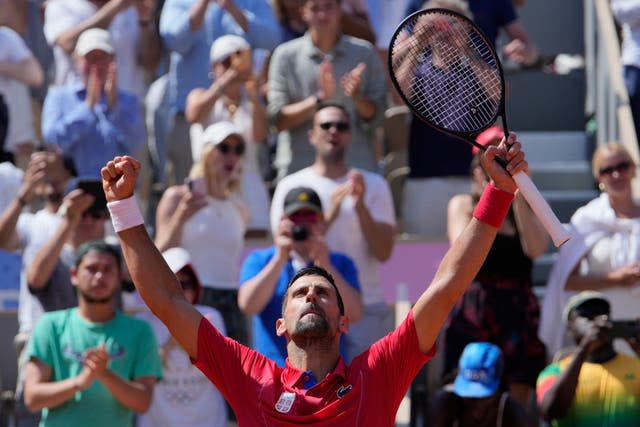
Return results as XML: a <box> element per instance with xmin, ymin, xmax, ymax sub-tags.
<box><xmin>23</xmin><ymin>240</ymin><xmax>162</xmax><ymax>427</ymax></box>
<box><xmin>536</xmin><ymin>291</ymin><xmax>640</xmax><ymax>426</ymax></box>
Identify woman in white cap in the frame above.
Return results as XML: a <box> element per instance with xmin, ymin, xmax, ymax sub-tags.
<box><xmin>154</xmin><ymin>121</ymin><xmax>249</xmax><ymax>345</ymax></box>
<box><xmin>136</xmin><ymin>247</ymin><xmax>228</xmax><ymax>427</ymax></box>
<box><xmin>185</xmin><ymin>34</ymin><xmax>270</xmax><ymax>238</ymax></box>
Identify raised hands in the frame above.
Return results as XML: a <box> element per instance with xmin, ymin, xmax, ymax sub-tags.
<box><xmin>317</xmin><ymin>60</ymin><xmax>336</xmax><ymax>101</ymax></box>
<box><xmin>480</xmin><ymin>132</ymin><xmax>527</xmax><ymax>195</ymax></box>
<box><xmin>100</xmin><ymin>155</ymin><xmax>141</xmax><ymax>202</ymax></box>
<box><xmin>341</xmin><ymin>62</ymin><xmax>366</xmax><ymax>99</ymax></box>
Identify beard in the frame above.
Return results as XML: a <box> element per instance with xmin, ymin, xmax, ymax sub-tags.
<box><xmin>78</xmin><ymin>288</ymin><xmax>114</xmax><ymax>305</ymax></box>
<box><xmin>292</xmin><ymin>304</ymin><xmax>331</xmax><ymax>339</ymax></box>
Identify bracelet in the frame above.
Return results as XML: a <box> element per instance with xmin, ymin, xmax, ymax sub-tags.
<box><xmin>472</xmin><ymin>182</ymin><xmax>514</xmax><ymax>228</ymax></box>
<box><xmin>107</xmin><ymin>196</ymin><xmax>144</xmax><ymax>232</ymax></box>
<box><xmin>138</xmin><ymin>20</ymin><xmax>152</xmax><ymax>27</ymax></box>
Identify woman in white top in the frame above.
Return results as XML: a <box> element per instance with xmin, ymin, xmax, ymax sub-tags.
<box><xmin>155</xmin><ymin>121</ymin><xmax>248</xmax><ymax>344</ymax></box>
<box><xmin>541</xmin><ymin>142</ymin><xmax>640</xmax><ymax>357</ymax></box>
<box><xmin>186</xmin><ymin>34</ymin><xmax>270</xmax><ymax>238</ymax></box>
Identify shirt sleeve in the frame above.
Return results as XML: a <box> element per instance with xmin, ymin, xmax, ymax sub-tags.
<box><xmin>266</xmin><ymin>43</ymin><xmax>293</xmax><ymax>126</ymax></box>
<box><xmin>159</xmin><ymin>0</ymin><xmax>204</xmax><ymax>55</ymax></box>
<box><xmin>241</xmin><ymin>0</ymin><xmax>282</xmax><ymax>51</ymax></box>
<box><xmin>365</xmin><ymin>173</ymin><xmax>396</xmax><ymax>225</ymax></box>
<box><xmin>536</xmin><ymin>361</ymin><xmax>562</xmax><ymax>407</ymax></box>
<box><xmin>332</xmin><ymin>253</ymin><xmax>361</xmax><ymax>292</ymax></box>
<box><xmin>25</xmin><ymin>314</ymin><xmax>55</xmax><ymax>366</ymax></box>
<box><xmin>0</xmin><ymin>28</ymin><xmax>33</xmax><ymax>62</ymax></box>
<box><xmin>355</xmin><ymin>310</ymin><xmax>433</xmax><ymax>402</ymax></box>
<box><xmin>611</xmin><ymin>0</ymin><xmax>640</xmax><ymax>25</ymax></box>
<box><xmin>239</xmin><ymin>249</ymin><xmax>271</xmax><ymax>284</ymax></box>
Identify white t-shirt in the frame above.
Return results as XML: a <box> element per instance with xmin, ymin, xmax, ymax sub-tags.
<box><xmin>136</xmin><ymin>306</ymin><xmax>228</xmax><ymax>427</ymax></box>
<box><xmin>270</xmin><ymin>167</ymin><xmax>396</xmax><ymax>305</ymax></box>
<box><xmin>0</xmin><ymin>26</ymin><xmax>37</xmax><ymax>151</ymax></box>
<box><xmin>180</xmin><ymin>197</ymin><xmax>246</xmax><ymax>290</ymax></box>
<box><xmin>0</xmin><ymin>162</ymin><xmax>23</xmax><ymax>213</ymax></box>
<box><xmin>44</xmin><ymin>0</ymin><xmax>146</xmax><ymax>99</ymax></box>
<box><xmin>16</xmin><ymin>209</ymin><xmax>63</xmax><ymax>333</ymax></box>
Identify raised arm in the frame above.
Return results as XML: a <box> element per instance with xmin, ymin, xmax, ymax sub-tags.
<box><xmin>412</xmin><ymin>135</ymin><xmax>525</xmax><ymax>353</ymax></box>
<box><xmin>101</xmin><ymin>156</ymin><xmax>202</xmax><ymax>359</ymax></box>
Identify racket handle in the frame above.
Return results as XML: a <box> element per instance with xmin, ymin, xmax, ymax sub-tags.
<box><xmin>512</xmin><ymin>172</ymin><xmax>571</xmax><ymax>247</ymax></box>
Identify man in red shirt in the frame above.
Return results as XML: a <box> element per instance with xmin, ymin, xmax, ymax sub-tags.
<box><xmin>99</xmin><ymin>133</ymin><xmax>528</xmax><ymax>425</ymax></box>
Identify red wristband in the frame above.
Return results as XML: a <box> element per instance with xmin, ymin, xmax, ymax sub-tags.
<box><xmin>473</xmin><ymin>182</ymin><xmax>514</xmax><ymax>228</ymax></box>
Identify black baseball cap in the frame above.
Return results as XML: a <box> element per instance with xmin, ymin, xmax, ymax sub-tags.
<box><xmin>283</xmin><ymin>187</ymin><xmax>323</xmax><ymax>216</ymax></box>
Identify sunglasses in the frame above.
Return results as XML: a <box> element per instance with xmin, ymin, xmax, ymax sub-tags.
<box><xmin>319</xmin><ymin>121</ymin><xmax>350</xmax><ymax>132</ymax></box>
<box><xmin>216</xmin><ymin>142</ymin><xmax>245</xmax><ymax>156</ymax></box>
<box><xmin>289</xmin><ymin>210</ymin><xmax>321</xmax><ymax>224</ymax></box>
<box><xmin>599</xmin><ymin>160</ymin><xmax>632</xmax><ymax>176</ymax></box>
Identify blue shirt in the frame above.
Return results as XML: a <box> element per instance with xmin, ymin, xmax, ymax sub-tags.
<box><xmin>159</xmin><ymin>0</ymin><xmax>281</xmax><ymax>113</ymax></box>
<box><xmin>41</xmin><ymin>84</ymin><xmax>145</xmax><ymax>178</ymax></box>
<box><xmin>239</xmin><ymin>246</ymin><xmax>360</xmax><ymax>367</ymax></box>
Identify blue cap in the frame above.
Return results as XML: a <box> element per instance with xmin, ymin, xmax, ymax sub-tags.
<box><xmin>453</xmin><ymin>342</ymin><xmax>503</xmax><ymax>398</ymax></box>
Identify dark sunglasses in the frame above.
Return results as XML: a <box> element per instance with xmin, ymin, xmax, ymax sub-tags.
<box><xmin>289</xmin><ymin>210</ymin><xmax>321</xmax><ymax>224</ymax></box>
<box><xmin>319</xmin><ymin>121</ymin><xmax>350</xmax><ymax>132</ymax></box>
<box><xmin>599</xmin><ymin>160</ymin><xmax>632</xmax><ymax>176</ymax></box>
<box><xmin>216</xmin><ymin>142</ymin><xmax>245</xmax><ymax>156</ymax></box>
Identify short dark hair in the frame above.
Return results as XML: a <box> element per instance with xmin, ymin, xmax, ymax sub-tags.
<box><xmin>74</xmin><ymin>240</ymin><xmax>122</xmax><ymax>269</ymax></box>
<box><xmin>282</xmin><ymin>265</ymin><xmax>345</xmax><ymax>316</ymax></box>
<box><xmin>315</xmin><ymin>101</ymin><xmax>351</xmax><ymax>123</ymax></box>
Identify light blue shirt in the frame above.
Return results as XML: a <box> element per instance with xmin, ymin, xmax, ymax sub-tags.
<box><xmin>41</xmin><ymin>84</ymin><xmax>145</xmax><ymax>178</ymax></box>
<box><xmin>159</xmin><ymin>0</ymin><xmax>281</xmax><ymax>113</ymax></box>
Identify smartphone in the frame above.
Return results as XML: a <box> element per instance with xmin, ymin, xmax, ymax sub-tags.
<box><xmin>610</xmin><ymin>319</ymin><xmax>639</xmax><ymax>339</ymax></box>
<box><xmin>185</xmin><ymin>177</ymin><xmax>206</xmax><ymax>196</ymax></box>
<box><xmin>76</xmin><ymin>179</ymin><xmax>108</xmax><ymax>214</ymax></box>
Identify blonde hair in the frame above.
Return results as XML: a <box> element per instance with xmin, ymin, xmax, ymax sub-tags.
<box><xmin>420</xmin><ymin>0</ymin><xmax>472</xmax><ymax>19</ymax></box>
<box><xmin>188</xmin><ymin>143</ymin><xmax>241</xmax><ymax>195</ymax></box>
<box><xmin>591</xmin><ymin>142</ymin><xmax>634</xmax><ymax>179</ymax></box>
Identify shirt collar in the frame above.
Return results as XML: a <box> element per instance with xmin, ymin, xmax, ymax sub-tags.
<box><xmin>303</xmin><ymin>31</ymin><xmax>348</xmax><ymax>60</ymax></box>
<box><xmin>281</xmin><ymin>356</ymin><xmax>348</xmax><ymax>389</ymax></box>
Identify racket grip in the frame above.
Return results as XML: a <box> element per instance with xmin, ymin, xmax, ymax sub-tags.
<box><xmin>512</xmin><ymin>172</ymin><xmax>571</xmax><ymax>247</ymax></box>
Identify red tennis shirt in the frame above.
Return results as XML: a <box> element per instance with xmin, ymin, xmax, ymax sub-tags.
<box><xmin>193</xmin><ymin>310</ymin><xmax>434</xmax><ymax>426</ymax></box>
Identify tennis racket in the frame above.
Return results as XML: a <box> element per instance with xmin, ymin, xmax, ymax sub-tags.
<box><xmin>388</xmin><ymin>8</ymin><xmax>570</xmax><ymax>247</ymax></box>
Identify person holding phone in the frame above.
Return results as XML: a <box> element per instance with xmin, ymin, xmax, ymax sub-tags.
<box><xmin>154</xmin><ymin>121</ymin><xmax>249</xmax><ymax>345</ymax></box>
<box><xmin>238</xmin><ymin>187</ymin><xmax>363</xmax><ymax>365</ymax></box>
<box><xmin>536</xmin><ymin>291</ymin><xmax>640</xmax><ymax>426</ymax></box>
<box><xmin>186</xmin><ymin>34</ymin><xmax>270</xmax><ymax>238</ymax></box>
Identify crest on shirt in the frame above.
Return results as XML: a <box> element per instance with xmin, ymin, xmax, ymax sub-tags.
<box><xmin>336</xmin><ymin>384</ymin><xmax>352</xmax><ymax>398</ymax></box>
<box><xmin>275</xmin><ymin>392</ymin><xmax>296</xmax><ymax>413</ymax></box>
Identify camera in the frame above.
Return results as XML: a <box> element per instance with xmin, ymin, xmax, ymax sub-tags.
<box><xmin>610</xmin><ymin>319</ymin><xmax>639</xmax><ymax>339</ymax></box>
<box><xmin>292</xmin><ymin>224</ymin><xmax>309</xmax><ymax>241</ymax></box>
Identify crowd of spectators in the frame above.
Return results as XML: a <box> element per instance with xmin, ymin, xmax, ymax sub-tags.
<box><xmin>0</xmin><ymin>0</ymin><xmax>639</xmax><ymax>426</ymax></box>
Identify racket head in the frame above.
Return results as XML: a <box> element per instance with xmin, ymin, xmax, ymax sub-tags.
<box><xmin>388</xmin><ymin>8</ymin><xmax>507</xmax><ymax>142</ymax></box>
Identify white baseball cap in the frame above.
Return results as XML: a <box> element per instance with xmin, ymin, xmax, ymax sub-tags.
<box><xmin>209</xmin><ymin>34</ymin><xmax>250</xmax><ymax>64</ymax></box>
<box><xmin>201</xmin><ymin>121</ymin><xmax>243</xmax><ymax>147</ymax></box>
<box><xmin>75</xmin><ymin>28</ymin><xmax>114</xmax><ymax>56</ymax></box>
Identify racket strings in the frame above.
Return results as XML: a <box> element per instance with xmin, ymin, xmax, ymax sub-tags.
<box><xmin>390</xmin><ymin>13</ymin><xmax>502</xmax><ymax>133</ymax></box>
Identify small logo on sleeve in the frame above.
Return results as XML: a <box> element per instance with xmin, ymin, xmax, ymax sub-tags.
<box><xmin>275</xmin><ymin>392</ymin><xmax>296</xmax><ymax>413</ymax></box>
<box><xmin>336</xmin><ymin>385</ymin><xmax>352</xmax><ymax>398</ymax></box>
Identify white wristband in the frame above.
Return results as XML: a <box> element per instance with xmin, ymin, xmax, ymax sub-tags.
<box><xmin>107</xmin><ymin>196</ymin><xmax>144</xmax><ymax>232</ymax></box>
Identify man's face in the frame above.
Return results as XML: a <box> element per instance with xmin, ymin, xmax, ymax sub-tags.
<box><xmin>569</xmin><ymin>300</ymin><xmax>613</xmax><ymax>347</ymax></box>
<box><xmin>277</xmin><ymin>274</ymin><xmax>344</xmax><ymax>340</ymax></box>
<box><xmin>71</xmin><ymin>251</ymin><xmax>121</xmax><ymax>304</ymax></box>
<box><xmin>309</xmin><ymin>106</ymin><xmax>351</xmax><ymax>162</ymax></box>
<box><xmin>77</xmin><ymin>49</ymin><xmax>114</xmax><ymax>85</ymax></box>
<box><xmin>301</xmin><ymin>0</ymin><xmax>341</xmax><ymax>34</ymax></box>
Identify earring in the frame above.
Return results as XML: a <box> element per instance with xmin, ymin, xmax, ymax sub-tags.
<box><xmin>598</xmin><ymin>182</ymin><xmax>606</xmax><ymax>192</ymax></box>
